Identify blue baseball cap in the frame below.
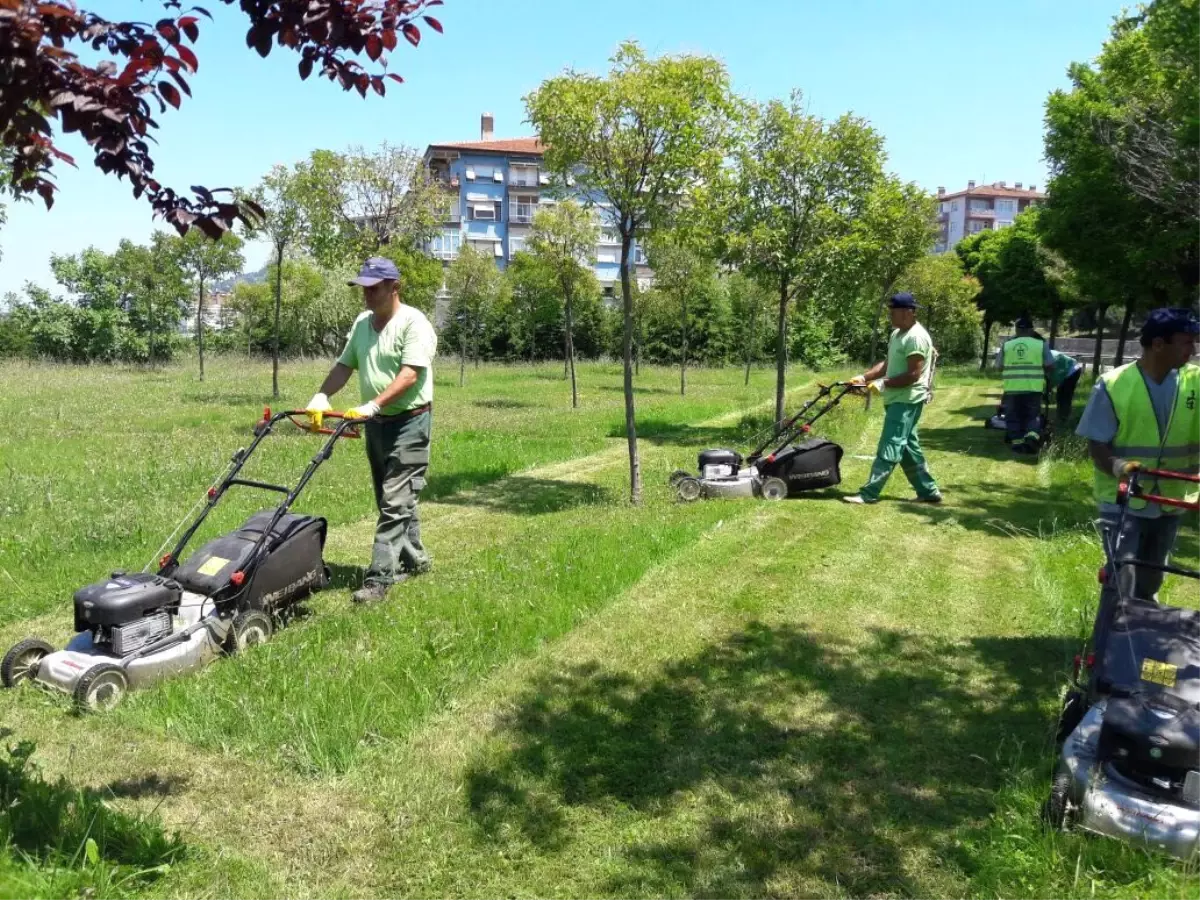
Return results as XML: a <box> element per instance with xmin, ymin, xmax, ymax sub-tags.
<box><xmin>889</xmin><ymin>292</ymin><xmax>920</xmax><ymax>309</ymax></box>
<box><xmin>1015</xmin><ymin>315</ymin><xmax>1034</xmax><ymax>329</ymax></box>
<box><xmin>1140</xmin><ymin>307</ymin><xmax>1200</xmax><ymax>344</ymax></box>
<box><xmin>347</xmin><ymin>256</ymin><xmax>400</xmax><ymax>287</ymax></box>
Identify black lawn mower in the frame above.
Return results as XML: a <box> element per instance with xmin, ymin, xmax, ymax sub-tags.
<box><xmin>669</xmin><ymin>382</ymin><xmax>863</xmax><ymax>502</ymax></box>
<box><xmin>1</xmin><ymin>408</ymin><xmax>367</xmax><ymax>712</ymax></box>
<box><xmin>1046</xmin><ymin>468</ymin><xmax>1200</xmax><ymax>859</ymax></box>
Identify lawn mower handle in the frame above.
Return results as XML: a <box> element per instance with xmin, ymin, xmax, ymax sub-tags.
<box><xmin>156</xmin><ymin>408</ymin><xmax>370</xmax><ymax>577</ymax></box>
<box><xmin>1118</xmin><ymin>468</ymin><xmax>1200</xmax><ymax>513</ymax></box>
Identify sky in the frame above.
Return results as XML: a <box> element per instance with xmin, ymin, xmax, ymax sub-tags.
<box><xmin>0</xmin><ymin>0</ymin><xmax>1123</xmax><ymax>297</ymax></box>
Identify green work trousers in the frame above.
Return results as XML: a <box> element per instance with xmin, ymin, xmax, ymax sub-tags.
<box><xmin>364</xmin><ymin>410</ymin><xmax>432</xmax><ymax>586</ymax></box>
<box><xmin>858</xmin><ymin>401</ymin><xmax>940</xmax><ymax>502</ymax></box>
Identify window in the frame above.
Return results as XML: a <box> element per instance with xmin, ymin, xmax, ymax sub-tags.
<box><xmin>633</xmin><ymin>245</ymin><xmax>648</xmax><ymax>265</ymax></box>
<box><xmin>596</xmin><ymin>250</ymin><xmax>618</xmax><ymax>264</ymax></box>
<box><xmin>969</xmin><ymin>220</ymin><xmax>989</xmax><ymax>234</ymax></box>
<box><xmin>468</xmin><ymin>238</ymin><xmax>499</xmax><ymax>257</ymax></box>
<box><xmin>428</xmin><ymin>231</ymin><xmax>461</xmax><ymax>260</ymax></box>
<box><xmin>951</xmin><ymin>200</ymin><xmax>959</xmax><ymax>211</ymax></box>
<box><xmin>471</xmin><ymin>164</ymin><xmax>494</xmax><ymax>180</ymax></box>
<box><xmin>598</xmin><ymin>228</ymin><xmax>620</xmax><ymax>245</ymax></box>
<box><xmin>465</xmin><ymin>167</ymin><xmax>476</xmax><ymax>181</ymax></box>
<box><xmin>996</xmin><ymin>199</ymin><xmax>1015</xmax><ymax>216</ymax></box>
<box><xmin>470</xmin><ymin>201</ymin><xmax>502</xmax><ymax>221</ymax></box>
<box><xmin>511</xmin><ymin>196</ymin><xmax>538</xmax><ymax>224</ymax></box>
<box><xmin>511</xmin><ymin>165</ymin><xmax>539</xmax><ymax>188</ymax></box>
<box><xmin>493</xmin><ymin>243</ymin><xmax>503</xmax><ymax>258</ymax></box>
<box><xmin>493</xmin><ymin>170</ymin><xmax>504</xmax><ymax>183</ymax></box>
<box><xmin>510</xmin><ymin>236</ymin><xmax>527</xmax><ymax>256</ymax></box>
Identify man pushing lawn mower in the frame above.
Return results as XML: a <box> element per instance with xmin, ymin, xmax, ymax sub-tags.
<box><xmin>307</xmin><ymin>256</ymin><xmax>438</xmax><ymax>605</ymax></box>
<box><xmin>843</xmin><ymin>292</ymin><xmax>943</xmax><ymax>506</ymax></box>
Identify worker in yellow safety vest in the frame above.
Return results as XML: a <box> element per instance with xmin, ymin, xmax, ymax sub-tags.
<box><xmin>996</xmin><ymin>316</ymin><xmax>1054</xmax><ymax>454</ymax></box>
<box><xmin>1076</xmin><ymin>307</ymin><xmax>1200</xmax><ymax>601</ymax></box>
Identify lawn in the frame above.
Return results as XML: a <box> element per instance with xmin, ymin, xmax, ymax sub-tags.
<box><xmin>0</xmin><ymin>357</ymin><xmax>1196</xmax><ymax>899</ymax></box>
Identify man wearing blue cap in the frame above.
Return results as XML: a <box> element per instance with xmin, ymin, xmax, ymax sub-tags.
<box><xmin>1076</xmin><ymin>307</ymin><xmax>1199</xmax><ymax>600</ymax></box>
<box><xmin>306</xmin><ymin>256</ymin><xmax>439</xmax><ymax>604</ymax></box>
<box><xmin>844</xmin><ymin>292</ymin><xmax>943</xmax><ymax>505</ymax></box>
<box><xmin>996</xmin><ymin>315</ymin><xmax>1054</xmax><ymax>453</ymax></box>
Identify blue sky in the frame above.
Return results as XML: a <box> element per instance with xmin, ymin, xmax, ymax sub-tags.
<box><xmin>0</xmin><ymin>0</ymin><xmax>1121</xmax><ymax>296</ymax></box>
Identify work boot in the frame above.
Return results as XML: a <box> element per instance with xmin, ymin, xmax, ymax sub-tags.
<box><xmin>352</xmin><ymin>580</ymin><xmax>398</xmax><ymax>605</ymax></box>
<box><xmin>918</xmin><ymin>492</ymin><xmax>944</xmax><ymax>504</ymax></box>
<box><xmin>841</xmin><ymin>494</ymin><xmax>876</xmax><ymax>505</ymax></box>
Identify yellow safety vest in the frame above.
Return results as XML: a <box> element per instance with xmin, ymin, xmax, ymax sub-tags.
<box><xmin>1093</xmin><ymin>362</ymin><xmax>1200</xmax><ymax>513</ymax></box>
<box><xmin>1001</xmin><ymin>337</ymin><xmax>1046</xmax><ymax>393</ymax></box>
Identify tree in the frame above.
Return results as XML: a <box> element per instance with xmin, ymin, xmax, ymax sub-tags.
<box><xmin>170</xmin><ymin>229</ymin><xmax>243</xmax><ymax>380</ymax></box>
<box><xmin>445</xmin><ymin>245</ymin><xmax>503</xmax><ymax>386</ymax></box>
<box><xmin>856</xmin><ymin>177</ymin><xmax>938</xmax><ymax>369</ymax></box>
<box><xmin>527</xmin><ymin>41</ymin><xmax>736</xmax><ymax>503</ymax></box>
<box><xmin>528</xmin><ymin>200</ymin><xmax>598</xmax><ymax>408</ymax></box>
<box><xmin>1</xmin><ymin>1</ymin><xmax>443</xmax><ymax>236</ymax></box>
<box><xmin>112</xmin><ymin>233</ymin><xmax>188</xmax><ymax>364</ymax></box>
<box><xmin>716</xmin><ymin>92</ymin><xmax>885</xmax><ymax>425</ymax></box>
<box><xmin>725</xmin><ymin>271</ymin><xmax>773</xmax><ymax>385</ymax></box>
<box><xmin>245</xmin><ymin>164</ymin><xmax>307</xmax><ymax>397</ymax></box>
<box><xmin>506</xmin><ymin>251</ymin><xmax>562</xmax><ymax>362</ymax></box>
<box><xmin>300</xmin><ymin>143</ymin><xmax>449</xmax><ymax>269</ymax></box>
<box><xmin>893</xmin><ymin>255</ymin><xmax>982</xmax><ymax>364</ymax></box>
<box><xmin>646</xmin><ymin>233</ymin><xmax>717</xmax><ymax>395</ymax></box>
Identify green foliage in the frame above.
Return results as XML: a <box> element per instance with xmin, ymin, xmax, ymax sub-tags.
<box><xmin>894</xmin><ymin>254</ymin><xmax>983</xmax><ymax>363</ymax></box>
<box><xmin>958</xmin><ymin>212</ymin><xmax>1060</xmax><ymax>327</ymax></box>
<box><xmin>444</xmin><ymin>245</ymin><xmax>506</xmax><ymax>372</ymax></box>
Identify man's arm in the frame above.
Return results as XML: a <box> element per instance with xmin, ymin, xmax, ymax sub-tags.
<box><xmin>883</xmin><ymin>353</ymin><xmax>925</xmax><ymax>389</ymax></box>
<box><xmin>858</xmin><ymin>360</ymin><xmax>887</xmax><ymax>382</ymax></box>
<box><xmin>1089</xmin><ymin>440</ymin><xmax>1117</xmax><ymax>475</ymax></box>
<box><xmin>317</xmin><ymin>363</ymin><xmax>354</xmax><ymax>398</ymax></box>
<box><xmin>369</xmin><ymin>365</ymin><xmax>422</xmax><ymax>410</ymax></box>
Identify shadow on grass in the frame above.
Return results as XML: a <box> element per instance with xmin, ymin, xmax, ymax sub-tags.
<box><xmin>599</xmin><ymin>385</ymin><xmax>677</xmax><ymax>396</ymax></box>
<box><xmin>1</xmin><ymin>741</ymin><xmax>182</xmax><ymax>884</ymax></box>
<box><xmin>465</xmin><ymin>622</ymin><xmax>1066</xmax><ymax>898</ymax></box>
<box><xmin>619</xmin><ymin>416</ymin><xmax>772</xmax><ymax>451</ymax></box>
<box><xmin>326</xmin><ymin>562</ymin><xmax>366</xmax><ymax>591</ymax></box>
<box><xmin>104</xmin><ymin>772</ymin><xmax>191</xmax><ymax>800</ymax></box>
<box><xmin>439</xmin><ymin>477</ymin><xmax>612</xmax><ymax>516</ymax></box>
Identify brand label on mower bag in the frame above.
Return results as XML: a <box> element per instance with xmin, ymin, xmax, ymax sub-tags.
<box><xmin>197</xmin><ymin>556</ymin><xmax>230</xmax><ymax>577</ymax></box>
<box><xmin>1140</xmin><ymin>658</ymin><xmax>1177</xmax><ymax>687</ymax></box>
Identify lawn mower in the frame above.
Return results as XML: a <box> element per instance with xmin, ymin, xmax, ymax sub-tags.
<box><xmin>985</xmin><ymin>391</ymin><xmax>1053</xmax><ymax>452</ymax></box>
<box><xmin>1</xmin><ymin>408</ymin><xmax>367</xmax><ymax>712</ymax></box>
<box><xmin>669</xmin><ymin>382</ymin><xmax>863</xmax><ymax>502</ymax></box>
<box><xmin>1045</xmin><ymin>468</ymin><xmax>1200</xmax><ymax>860</ymax></box>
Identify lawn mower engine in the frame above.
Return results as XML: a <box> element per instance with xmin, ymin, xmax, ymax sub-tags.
<box><xmin>10</xmin><ymin>510</ymin><xmax>329</xmax><ymax>711</ymax></box>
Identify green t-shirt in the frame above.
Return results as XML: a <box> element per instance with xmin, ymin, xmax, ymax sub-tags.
<box><xmin>883</xmin><ymin>321</ymin><xmax>934</xmax><ymax>406</ymax></box>
<box><xmin>1049</xmin><ymin>349</ymin><xmax>1080</xmax><ymax>387</ymax></box>
<box><xmin>337</xmin><ymin>306</ymin><xmax>437</xmax><ymax>414</ymax></box>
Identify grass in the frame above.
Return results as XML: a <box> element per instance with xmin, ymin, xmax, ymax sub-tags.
<box><xmin>1</xmin><ymin>357</ymin><xmax>1196</xmax><ymax>898</ymax></box>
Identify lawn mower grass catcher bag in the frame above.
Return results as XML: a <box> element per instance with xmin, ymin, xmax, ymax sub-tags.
<box><xmin>173</xmin><ymin>510</ymin><xmax>329</xmax><ymax>611</ymax></box>
<box><xmin>758</xmin><ymin>438</ymin><xmax>843</xmax><ymax>493</ymax></box>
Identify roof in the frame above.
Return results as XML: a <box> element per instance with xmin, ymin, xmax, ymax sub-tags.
<box><xmin>939</xmin><ymin>184</ymin><xmax>1045</xmax><ymax>201</ymax></box>
<box><xmin>426</xmin><ymin>137</ymin><xmax>545</xmax><ymax>156</ymax></box>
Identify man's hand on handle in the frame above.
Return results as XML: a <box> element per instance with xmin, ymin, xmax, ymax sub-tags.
<box><xmin>306</xmin><ymin>392</ymin><xmax>333</xmax><ymax>429</ymax></box>
<box><xmin>1111</xmin><ymin>458</ymin><xmax>1144</xmax><ymax>479</ymax></box>
<box><xmin>344</xmin><ymin>401</ymin><xmax>381</xmax><ymax>421</ymax></box>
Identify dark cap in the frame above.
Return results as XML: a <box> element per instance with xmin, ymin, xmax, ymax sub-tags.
<box><xmin>1140</xmin><ymin>307</ymin><xmax>1200</xmax><ymax>344</ymax></box>
<box><xmin>347</xmin><ymin>256</ymin><xmax>400</xmax><ymax>287</ymax></box>
<box><xmin>1015</xmin><ymin>315</ymin><xmax>1034</xmax><ymax>329</ymax></box>
<box><xmin>889</xmin><ymin>292</ymin><xmax>919</xmax><ymax>309</ymax></box>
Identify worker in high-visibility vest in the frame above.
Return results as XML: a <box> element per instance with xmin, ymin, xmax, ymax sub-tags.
<box><xmin>996</xmin><ymin>316</ymin><xmax>1054</xmax><ymax>453</ymax></box>
<box><xmin>1076</xmin><ymin>307</ymin><xmax>1199</xmax><ymax>601</ymax></box>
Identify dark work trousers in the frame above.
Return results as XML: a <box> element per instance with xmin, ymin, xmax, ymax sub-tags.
<box><xmin>1055</xmin><ymin>367</ymin><xmax>1083</xmax><ymax>422</ymax></box>
<box><xmin>364</xmin><ymin>409</ymin><xmax>432</xmax><ymax>586</ymax></box>
<box><xmin>1004</xmin><ymin>392</ymin><xmax>1042</xmax><ymax>444</ymax></box>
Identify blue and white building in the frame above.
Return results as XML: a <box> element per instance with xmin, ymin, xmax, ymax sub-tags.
<box><xmin>422</xmin><ymin>113</ymin><xmax>652</xmax><ymax>304</ymax></box>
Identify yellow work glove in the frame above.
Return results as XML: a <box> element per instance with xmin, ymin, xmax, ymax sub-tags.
<box><xmin>849</xmin><ymin>374</ymin><xmax>867</xmax><ymax>386</ymax></box>
<box><xmin>305</xmin><ymin>392</ymin><xmax>333</xmax><ymax>429</ymax></box>
<box><xmin>867</xmin><ymin>379</ymin><xmax>884</xmax><ymax>395</ymax></box>
<box><xmin>1111</xmin><ymin>458</ymin><xmax>1143</xmax><ymax>479</ymax></box>
<box><xmin>344</xmin><ymin>401</ymin><xmax>381</xmax><ymax>421</ymax></box>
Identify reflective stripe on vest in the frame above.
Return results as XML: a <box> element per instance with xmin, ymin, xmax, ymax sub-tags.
<box><xmin>1094</xmin><ymin>362</ymin><xmax>1200</xmax><ymax>513</ymax></box>
<box><xmin>1002</xmin><ymin>337</ymin><xmax>1046</xmax><ymax>393</ymax></box>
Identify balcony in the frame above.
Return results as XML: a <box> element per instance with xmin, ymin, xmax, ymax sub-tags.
<box><xmin>510</xmin><ymin>204</ymin><xmax>538</xmax><ymax>225</ymax></box>
<box><xmin>508</xmin><ymin>168</ymin><xmax>546</xmax><ymax>189</ymax></box>
<box><xmin>967</xmin><ymin>206</ymin><xmax>995</xmax><ymax>218</ymax></box>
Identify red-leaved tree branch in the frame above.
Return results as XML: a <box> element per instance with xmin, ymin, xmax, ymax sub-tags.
<box><xmin>0</xmin><ymin>0</ymin><xmax>444</xmax><ymax>237</ymax></box>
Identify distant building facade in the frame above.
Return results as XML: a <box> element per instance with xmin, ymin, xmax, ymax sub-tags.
<box><xmin>933</xmin><ymin>180</ymin><xmax>1045</xmax><ymax>254</ymax></box>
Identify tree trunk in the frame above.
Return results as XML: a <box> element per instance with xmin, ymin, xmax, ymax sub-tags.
<box><xmin>565</xmin><ymin>291</ymin><xmax>578</xmax><ymax>409</ymax></box>
<box><xmin>744</xmin><ymin>298</ymin><xmax>756</xmax><ymax>387</ymax></box>
<box><xmin>563</xmin><ymin>329</ymin><xmax>570</xmax><ymax>378</ymax></box>
<box><xmin>1115</xmin><ymin>299</ymin><xmax>1135</xmax><ymax>366</ymax></box>
<box><xmin>147</xmin><ymin>291</ymin><xmax>155</xmax><ymax>370</ymax></box>
<box><xmin>620</xmin><ymin>235</ymin><xmax>641</xmax><ymax>505</ymax></box>
<box><xmin>272</xmin><ymin>245</ymin><xmax>283</xmax><ymax>399</ymax></box>
<box><xmin>1049</xmin><ymin>305</ymin><xmax>1061</xmax><ymax>349</ymax></box>
<box><xmin>459</xmin><ymin>331</ymin><xmax>466</xmax><ymax>387</ymax></box>
<box><xmin>980</xmin><ymin>316</ymin><xmax>994</xmax><ymax>372</ymax></box>
<box><xmin>775</xmin><ymin>277</ymin><xmax>789</xmax><ymax>427</ymax></box>
<box><xmin>1092</xmin><ymin>304</ymin><xmax>1108</xmax><ymax>379</ymax></box>
<box><xmin>680</xmin><ymin>293</ymin><xmax>688</xmax><ymax>397</ymax></box>
<box><xmin>197</xmin><ymin>278</ymin><xmax>206</xmax><ymax>381</ymax></box>
<box><xmin>474</xmin><ymin>328</ymin><xmax>480</xmax><ymax>369</ymax></box>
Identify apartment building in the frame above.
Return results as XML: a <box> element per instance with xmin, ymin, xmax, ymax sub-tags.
<box><xmin>933</xmin><ymin>180</ymin><xmax>1045</xmax><ymax>253</ymax></box>
<box><xmin>422</xmin><ymin>114</ymin><xmax>652</xmax><ymax>301</ymax></box>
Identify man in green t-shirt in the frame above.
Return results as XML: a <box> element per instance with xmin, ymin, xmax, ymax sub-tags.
<box><xmin>305</xmin><ymin>257</ymin><xmax>438</xmax><ymax>604</ymax></box>
<box><xmin>844</xmin><ymin>292</ymin><xmax>942</xmax><ymax>505</ymax></box>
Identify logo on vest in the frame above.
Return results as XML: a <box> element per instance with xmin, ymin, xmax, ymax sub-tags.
<box><xmin>1188</xmin><ymin>390</ymin><xmax>1196</xmax><ymax>411</ymax></box>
